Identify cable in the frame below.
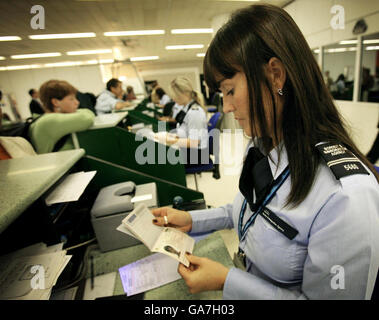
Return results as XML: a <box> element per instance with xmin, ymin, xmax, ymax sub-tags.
<box><xmin>65</xmin><ymin>238</ymin><xmax>96</xmax><ymax>251</ymax></box>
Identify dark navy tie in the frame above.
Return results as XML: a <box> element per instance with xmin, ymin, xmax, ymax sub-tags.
<box><xmin>239</xmin><ymin>147</ymin><xmax>274</xmax><ymax>211</ymax></box>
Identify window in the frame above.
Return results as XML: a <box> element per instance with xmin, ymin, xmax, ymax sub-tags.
<box><xmin>360</xmin><ymin>33</ymin><xmax>379</xmax><ymax>102</ymax></box>
<box><xmin>323</xmin><ymin>38</ymin><xmax>357</xmax><ymax>101</ymax></box>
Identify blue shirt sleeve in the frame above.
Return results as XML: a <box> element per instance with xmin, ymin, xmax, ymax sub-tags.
<box><xmin>189</xmin><ymin>204</ymin><xmax>235</xmax><ymax>234</ymax></box>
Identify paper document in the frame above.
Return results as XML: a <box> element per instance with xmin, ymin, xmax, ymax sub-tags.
<box><xmin>119</xmin><ymin>253</ymin><xmax>181</xmax><ymax>297</ymax></box>
<box><xmin>117</xmin><ymin>203</ymin><xmax>195</xmax><ymax>267</ymax></box>
<box><xmin>45</xmin><ymin>171</ymin><xmax>96</xmax><ymax>206</ymax></box>
<box><xmin>0</xmin><ymin>243</ymin><xmax>72</xmax><ymax>300</ymax></box>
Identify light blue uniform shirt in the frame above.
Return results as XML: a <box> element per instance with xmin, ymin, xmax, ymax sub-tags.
<box><xmin>189</xmin><ymin>142</ymin><xmax>379</xmax><ymax>299</ymax></box>
<box><xmin>95</xmin><ymin>90</ymin><xmax>122</xmax><ymax>115</ymax></box>
<box><xmin>176</xmin><ymin>101</ymin><xmax>208</xmax><ymax>149</ymax></box>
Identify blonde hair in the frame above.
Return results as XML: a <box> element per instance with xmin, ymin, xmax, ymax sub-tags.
<box><xmin>169</xmin><ymin>76</ymin><xmax>205</xmax><ymax>110</ymax></box>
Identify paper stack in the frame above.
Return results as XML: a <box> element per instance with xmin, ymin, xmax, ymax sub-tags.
<box><xmin>0</xmin><ymin>242</ymin><xmax>72</xmax><ymax>300</ymax></box>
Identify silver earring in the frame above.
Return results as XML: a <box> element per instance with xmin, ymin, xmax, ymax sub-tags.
<box><xmin>277</xmin><ymin>88</ymin><xmax>283</xmax><ymax>96</ymax></box>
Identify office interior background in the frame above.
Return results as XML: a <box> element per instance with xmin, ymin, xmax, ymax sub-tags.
<box><xmin>0</xmin><ymin>0</ymin><xmax>379</xmax><ymax>301</ymax></box>
<box><xmin>1</xmin><ymin>0</ymin><xmax>378</xmax><ymax>207</ymax></box>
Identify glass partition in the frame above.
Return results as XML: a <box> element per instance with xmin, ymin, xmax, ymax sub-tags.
<box><xmin>323</xmin><ymin>38</ymin><xmax>357</xmax><ymax>101</ymax></box>
<box><xmin>360</xmin><ymin>32</ymin><xmax>379</xmax><ymax>102</ymax></box>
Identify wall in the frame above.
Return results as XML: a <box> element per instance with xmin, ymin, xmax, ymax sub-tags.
<box><xmin>285</xmin><ymin>0</ymin><xmax>379</xmax><ymax>157</ymax></box>
<box><xmin>285</xmin><ymin>0</ymin><xmax>379</xmax><ymax>49</ymax></box>
<box><xmin>0</xmin><ymin>64</ymin><xmax>105</xmax><ymax>119</ymax></box>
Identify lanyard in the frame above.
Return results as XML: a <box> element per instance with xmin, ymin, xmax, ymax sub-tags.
<box><xmin>238</xmin><ymin>165</ymin><xmax>290</xmax><ymax>241</ymax></box>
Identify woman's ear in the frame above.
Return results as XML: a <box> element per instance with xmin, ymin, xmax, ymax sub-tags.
<box><xmin>266</xmin><ymin>57</ymin><xmax>286</xmax><ymax>93</ymax></box>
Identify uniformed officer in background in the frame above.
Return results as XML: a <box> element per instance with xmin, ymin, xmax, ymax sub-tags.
<box><xmin>157</xmin><ymin>76</ymin><xmax>209</xmax><ymax>168</ymax></box>
<box><xmin>152</xmin><ymin>4</ymin><xmax>379</xmax><ymax>300</ymax></box>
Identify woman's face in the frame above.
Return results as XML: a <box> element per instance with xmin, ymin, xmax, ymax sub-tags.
<box><xmin>172</xmin><ymin>91</ymin><xmax>191</xmax><ymax>106</ymax></box>
<box><xmin>53</xmin><ymin>94</ymin><xmax>79</xmax><ymax>113</ymax></box>
<box><xmin>219</xmin><ymin>70</ymin><xmax>281</xmax><ymax>141</ymax></box>
<box><xmin>219</xmin><ymin>72</ymin><xmax>252</xmax><ymax>137</ymax></box>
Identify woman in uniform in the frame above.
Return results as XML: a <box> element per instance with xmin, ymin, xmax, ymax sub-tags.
<box><xmin>152</xmin><ymin>4</ymin><xmax>379</xmax><ymax>299</ymax></box>
<box><xmin>157</xmin><ymin>76</ymin><xmax>209</xmax><ymax>167</ymax></box>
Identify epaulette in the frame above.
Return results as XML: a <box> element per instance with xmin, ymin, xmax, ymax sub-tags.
<box><xmin>316</xmin><ymin>142</ymin><xmax>369</xmax><ymax>180</ymax></box>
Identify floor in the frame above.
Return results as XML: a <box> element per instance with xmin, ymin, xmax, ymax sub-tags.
<box><xmin>184</xmin><ymin>132</ymin><xmax>249</xmax><ymax>258</ymax></box>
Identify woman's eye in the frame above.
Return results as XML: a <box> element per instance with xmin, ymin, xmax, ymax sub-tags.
<box><xmin>227</xmin><ymin>89</ymin><xmax>234</xmax><ymax>96</ymax></box>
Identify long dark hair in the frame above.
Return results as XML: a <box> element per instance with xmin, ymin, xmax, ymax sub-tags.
<box><xmin>204</xmin><ymin>4</ymin><xmax>379</xmax><ymax>207</ymax></box>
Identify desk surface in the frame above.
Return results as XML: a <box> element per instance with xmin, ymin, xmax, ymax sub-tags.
<box><xmin>90</xmin><ymin>112</ymin><xmax>128</xmax><ymax>130</ymax></box>
<box><xmin>85</xmin><ymin>231</ymin><xmax>234</xmax><ymax>300</ymax></box>
<box><xmin>0</xmin><ymin>149</ymin><xmax>85</xmax><ymax>233</ymax></box>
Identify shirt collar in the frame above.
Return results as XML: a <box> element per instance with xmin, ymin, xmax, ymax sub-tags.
<box><xmin>105</xmin><ymin>89</ymin><xmax>117</xmax><ymax>98</ymax></box>
<box><xmin>246</xmin><ymin>137</ymin><xmax>288</xmax><ymax>180</ymax></box>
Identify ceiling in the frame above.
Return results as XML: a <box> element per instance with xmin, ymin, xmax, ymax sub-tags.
<box><xmin>0</xmin><ymin>0</ymin><xmax>290</xmax><ymax>68</ymax></box>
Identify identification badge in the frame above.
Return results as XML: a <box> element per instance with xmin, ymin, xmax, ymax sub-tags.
<box><xmin>260</xmin><ymin>207</ymin><xmax>298</xmax><ymax>240</ymax></box>
<box><xmin>233</xmin><ymin>251</ymin><xmax>246</xmax><ymax>270</ymax></box>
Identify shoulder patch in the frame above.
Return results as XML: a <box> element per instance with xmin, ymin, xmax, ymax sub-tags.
<box><xmin>316</xmin><ymin>142</ymin><xmax>369</xmax><ymax>180</ymax></box>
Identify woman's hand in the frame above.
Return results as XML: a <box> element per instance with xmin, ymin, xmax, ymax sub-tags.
<box><xmin>178</xmin><ymin>254</ymin><xmax>229</xmax><ymax>294</ymax></box>
<box><xmin>151</xmin><ymin>207</ymin><xmax>192</xmax><ymax>233</ymax></box>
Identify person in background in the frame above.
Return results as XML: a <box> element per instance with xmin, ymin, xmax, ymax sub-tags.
<box><xmin>124</xmin><ymin>86</ymin><xmax>137</xmax><ymax>101</ymax></box>
<box><xmin>152</xmin><ymin>4</ymin><xmax>379</xmax><ymax>299</ymax></box>
<box><xmin>323</xmin><ymin>71</ymin><xmax>333</xmax><ymax>91</ymax></box>
<box><xmin>95</xmin><ymin>78</ymin><xmax>131</xmax><ymax>115</ymax></box>
<box><xmin>28</xmin><ymin>79</ymin><xmax>95</xmax><ymax>154</ymax></box>
<box><xmin>0</xmin><ymin>90</ymin><xmax>11</xmax><ymax>123</ymax></box>
<box><xmin>361</xmin><ymin>67</ymin><xmax>374</xmax><ymax>101</ymax></box>
<box><xmin>28</xmin><ymin>88</ymin><xmax>44</xmax><ymax>115</ymax></box>
<box><xmin>0</xmin><ymin>106</ymin><xmax>36</xmax><ymax>159</ymax></box>
<box><xmin>336</xmin><ymin>73</ymin><xmax>346</xmax><ymax>95</ymax></box>
<box><xmin>156</xmin><ymin>76</ymin><xmax>208</xmax><ymax>168</ymax></box>
<box><xmin>154</xmin><ymin>87</ymin><xmax>172</xmax><ymax>108</ymax></box>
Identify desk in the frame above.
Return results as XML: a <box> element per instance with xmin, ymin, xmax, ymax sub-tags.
<box><xmin>75</xmin><ymin>126</ymin><xmax>187</xmax><ymax>186</ymax></box>
<box><xmin>90</xmin><ymin>112</ymin><xmax>128</xmax><ymax>130</ymax></box>
<box><xmin>85</xmin><ymin>231</ymin><xmax>234</xmax><ymax>299</ymax></box>
<box><xmin>0</xmin><ymin>149</ymin><xmax>85</xmax><ymax>234</ymax></box>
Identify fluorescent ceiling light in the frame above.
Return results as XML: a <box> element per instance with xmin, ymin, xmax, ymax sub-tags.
<box><xmin>366</xmin><ymin>46</ymin><xmax>379</xmax><ymax>51</ymax></box>
<box><xmin>11</xmin><ymin>52</ymin><xmax>61</xmax><ymax>59</ymax></box>
<box><xmin>67</xmin><ymin>49</ymin><xmax>112</xmax><ymax>55</ymax></box>
<box><xmin>104</xmin><ymin>30</ymin><xmax>164</xmax><ymax>36</ymax></box>
<box><xmin>0</xmin><ymin>36</ymin><xmax>21</xmax><ymax>41</ymax></box>
<box><xmin>339</xmin><ymin>40</ymin><xmax>357</xmax><ymax>45</ymax></box>
<box><xmin>129</xmin><ymin>56</ymin><xmax>159</xmax><ymax>62</ymax></box>
<box><xmin>196</xmin><ymin>53</ymin><xmax>206</xmax><ymax>57</ymax></box>
<box><xmin>99</xmin><ymin>59</ymin><xmax>114</xmax><ymax>64</ymax></box>
<box><xmin>1</xmin><ymin>65</ymin><xmax>41</xmax><ymax>71</ymax></box>
<box><xmin>166</xmin><ymin>44</ymin><xmax>204</xmax><ymax>50</ymax></box>
<box><xmin>364</xmin><ymin>39</ymin><xmax>379</xmax><ymax>44</ymax></box>
<box><xmin>171</xmin><ymin>28</ymin><xmax>213</xmax><ymax>34</ymax></box>
<box><xmin>29</xmin><ymin>33</ymin><xmax>96</xmax><ymax>40</ymax></box>
<box><xmin>339</xmin><ymin>39</ymin><xmax>379</xmax><ymax>45</ymax></box>
<box><xmin>0</xmin><ymin>56</ymin><xmax>5</xmax><ymax>60</ymax></box>
<box><xmin>0</xmin><ymin>59</ymin><xmax>114</xmax><ymax>72</ymax></box>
